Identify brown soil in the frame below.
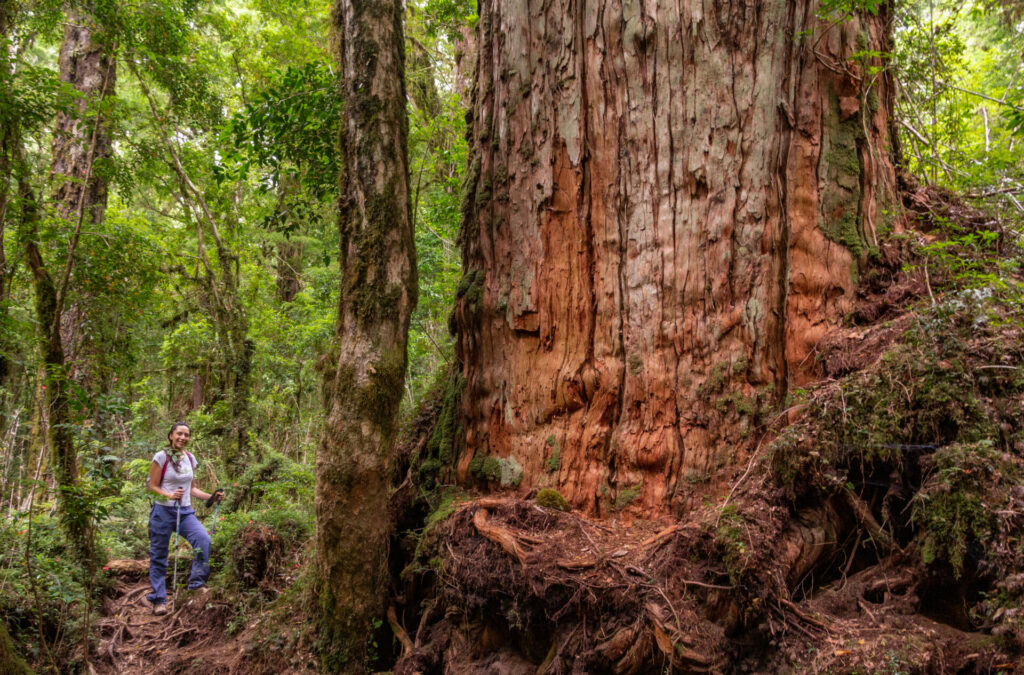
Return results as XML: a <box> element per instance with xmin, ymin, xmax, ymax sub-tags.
<box><xmin>94</xmin><ymin>581</ymin><xmax>239</xmax><ymax>674</ymax></box>
<box><xmin>93</xmin><ymin>526</ymin><xmax>318</xmax><ymax>674</ymax></box>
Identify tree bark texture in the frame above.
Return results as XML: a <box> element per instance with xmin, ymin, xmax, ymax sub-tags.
<box><xmin>316</xmin><ymin>0</ymin><xmax>417</xmax><ymax>668</ymax></box>
<box><xmin>452</xmin><ymin>0</ymin><xmax>897</xmax><ymax>514</ymax></box>
<box><xmin>276</xmin><ymin>239</ymin><xmax>304</xmax><ymax>302</ymax></box>
<box><xmin>51</xmin><ymin>6</ymin><xmax>115</xmax><ymax>227</ymax></box>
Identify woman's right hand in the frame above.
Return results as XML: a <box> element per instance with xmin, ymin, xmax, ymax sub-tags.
<box><xmin>169</xmin><ymin>488</ymin><xmax>184</xmax><ymax>501</ymax></box>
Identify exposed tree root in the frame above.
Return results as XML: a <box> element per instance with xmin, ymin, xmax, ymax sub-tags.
<box><xmin>387</xmin><ymin>188</ymin><xmax>1024</xmax><ymax>672</ymax></box>
<box><xmin>393</xmin><ymin>289</ymin><xmax>1024</xmax><ymax>672</ymax></box>
<box><xmin>396</xmin><ymin>486</ymin><xmax>1021</xmax><ymax>673</ymax></box>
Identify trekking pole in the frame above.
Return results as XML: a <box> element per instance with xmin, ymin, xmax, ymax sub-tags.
<box><xmin>205</xmin><ymin>489</ymin><xmax>224</xmax><ymax>536</ymax></box>
<box><xmin>209</xmin><ymin>500</ymin><xmax>221</xmax><ymax>536</ymax></box>
<box><xmin>172</xmin><ymin>499</ymin><xmax>181</xmax><ymax>605</ymax></box>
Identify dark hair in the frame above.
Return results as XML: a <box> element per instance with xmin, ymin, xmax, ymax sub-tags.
<box><xmin>167</xmin><ymin>422</ymin><xmax>191</xmax><ymax>443</ymax></box>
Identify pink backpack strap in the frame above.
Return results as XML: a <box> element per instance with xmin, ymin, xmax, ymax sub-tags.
<box><xmin>159</xmin><ymin>451</ymin><xmax>171</xmax><ymax>484</ymax></box>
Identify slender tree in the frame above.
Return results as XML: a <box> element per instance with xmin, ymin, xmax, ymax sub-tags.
<box><xmin>132</xmin><ymin>62</ymin><xmax>254</xmax><ymax>471</ymax></box>
<box><xmin>316</xmin><ymin>0</ymin><xmax>417</xmax><ymax>668</ymax></box>
<box><xmin>18</xmin><ymin>1</ymin><xmax>116</xmax><ymax>569</ymax></box>
<box><xmin>1</xmin><ymin>14</ymin><xmax>38</xmax><ymax>673</ymax></box>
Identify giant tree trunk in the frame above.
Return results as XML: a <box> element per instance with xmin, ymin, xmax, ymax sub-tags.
<box><xmin>452</xmin><ymin>0</ymin><xmax>897</xmax><ymax>514</ymax></box>
<box><xmin>315</xmin><ymin>0</ymin><xmax>417</xmax><ymax>669</ymax></box>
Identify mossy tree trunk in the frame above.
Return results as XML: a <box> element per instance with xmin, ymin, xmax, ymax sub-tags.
<box><xmin>315</xmin><ymin>0</ymin><xmax>417</xmax><ymax>670</ymax></box>
<box><xmin>0</xmin><ymin>621</ymin><xmax>34</xmax><ymax>675</ymax></box>
<box><xmin>450</xmin><ymin>0</ymin><xmax>898</xmax><ymax>514</ymax></box>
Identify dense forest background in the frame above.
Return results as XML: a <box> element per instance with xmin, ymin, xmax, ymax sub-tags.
<box><xmin>0</xmin><ymin>0</ymin><xmax>1023</xmax><ymax>672</ymax></box>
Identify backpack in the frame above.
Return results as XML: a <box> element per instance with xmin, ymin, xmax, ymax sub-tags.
<box><xmin>148</xmin><ymin>450</ymin><xmax>196</xmax><ymax>505</ymax></box>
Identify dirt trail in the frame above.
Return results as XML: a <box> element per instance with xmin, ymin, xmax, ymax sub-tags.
<box><xmin>91</xmin><ymin>551</ymin><xmax>319</xmax><ymax>675</ymax></box>
<box><xmin>94</xmin><ymin>574</ymin><xmax>240</xmax><ymax>675</ymax></box>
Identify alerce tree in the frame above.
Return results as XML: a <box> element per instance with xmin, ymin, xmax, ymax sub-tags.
<box><xmin>449</xmin><ymin>0</ymin><xmax>898</xmax><ymax>513</ymax></box>
<box><xmin>315</xmin><ymin>0</ymin><xmax>417</xmax><ymax>668</ymax></box>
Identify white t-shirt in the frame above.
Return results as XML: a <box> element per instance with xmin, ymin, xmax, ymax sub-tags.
<box><xmin>152</xmin><ymin>450</ymin><xmax>197</xmax><ymax>507</ymax></box>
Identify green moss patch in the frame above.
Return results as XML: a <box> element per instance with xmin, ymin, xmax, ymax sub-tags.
<box><xmin>535</xmin><ymin>488</ymin><xmax>569</xmax><ymax>511</ymax></box>
<box><xmin>545</xmin><ymin>434</ymin><xmax>561</xmax><ymax>473</ymax></box>
<box><xmin>613</xmin><ymin>484</ymin><xmax>642</xmax><ymax>511</ymax></box>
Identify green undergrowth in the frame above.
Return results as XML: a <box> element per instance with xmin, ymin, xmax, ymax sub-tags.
<box><xmin>708</xmin><ymin>504</ymin><xmax>755</xmax><ymax>584</ymax></box>
<box><xmin>223</xmin><ymin>449</ymin><xmax>314</xmax><ymax>513</ymax></box>
<box><xmin>402</xmin><ymin>486</ymin><xmax>469</xmax><ymax>582</ymax></box>
<box><xmin>612</xmin><ymin>484</ymin><xmax>642</xmax><ymax>511</ymax></box>
<box><xmin>771</xmin><ymin>291</ymin><xmax>1024</xmax><ymax>579</ymax></box>
<box><xmin>0</xmin><ymin>509</ymin><xmax>94</xmax><ymax>669</ymax></box>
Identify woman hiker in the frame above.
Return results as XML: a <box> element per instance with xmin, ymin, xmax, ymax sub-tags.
<box><xmin>145</xmin><ymin>422</ymin><xmax>223</xmax><ymax>614</ymax></box>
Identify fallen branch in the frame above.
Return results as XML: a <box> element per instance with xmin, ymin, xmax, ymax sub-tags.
<box><xmin>777</xmin><ymin>598</ymin><xmax>832</xmax><ymax>634</ymax></box>
<box><xmin>639</xmin><ymin>524</ymin><xmax>678</xmax><ymax>549</ymax></box>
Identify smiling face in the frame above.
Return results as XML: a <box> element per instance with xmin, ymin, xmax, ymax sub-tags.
<box><xmin>169</xmin><ymin>425</ymin><xmax>191</xmax><ymax>451</ymax></box>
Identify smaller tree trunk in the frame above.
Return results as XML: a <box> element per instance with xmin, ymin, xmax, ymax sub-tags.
<box><xmin>0</xmin><ymin>622</ymin><xmax>34</xmax><ymax>675</ymax></box>
<box><xmin>16</xmin><ymin>152</ymin><xmax>96</xmax><ymax>570</ymax></box>
<box><xmin>134</xmin><ymin>61</ymin><xmax>253</xmax><ymax>475</ymax></box>
<box><xmin>315</xmin><ymin>0</ymin><xmax>417</xmax><ymax>669</ymax></box>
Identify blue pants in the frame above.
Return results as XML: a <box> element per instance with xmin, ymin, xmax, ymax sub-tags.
<box><xmin>147</xmin><ymin>504</ymin><xmax>211</xmax><ymax>604</ymax></box>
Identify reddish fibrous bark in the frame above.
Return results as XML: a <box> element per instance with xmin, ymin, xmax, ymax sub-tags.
<box><xmin>453</xmin><ymin>1</ymin><xmax>898</xmax><ymax>515</ymax></box>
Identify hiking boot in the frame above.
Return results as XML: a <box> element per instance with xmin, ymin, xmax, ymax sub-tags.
<box><xmin>153</xmin><ymin>602</ymin><xmax>169</xmax><ymax>615</ymax></box>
